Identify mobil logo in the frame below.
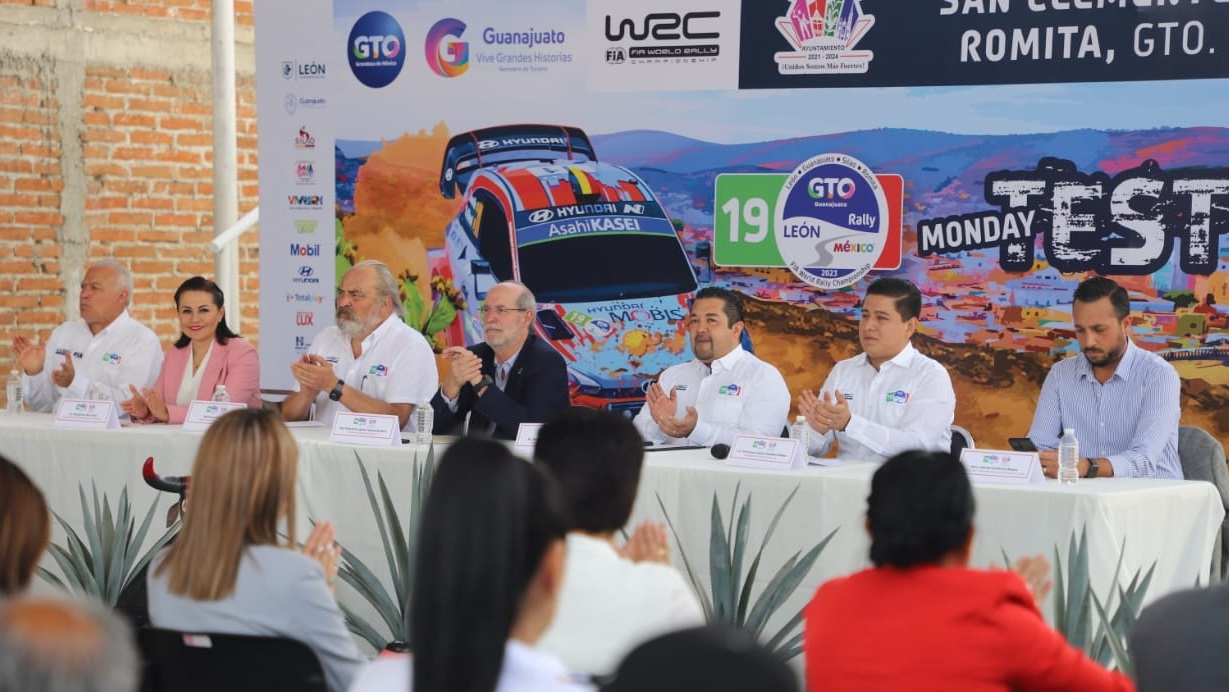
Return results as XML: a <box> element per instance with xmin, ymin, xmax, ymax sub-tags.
<box><xmin>290</xmin><ymin>243</ymin><xmax>321</xmax><ymax>257</ymax></box>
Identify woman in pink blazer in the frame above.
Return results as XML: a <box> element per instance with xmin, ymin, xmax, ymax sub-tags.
<box><xmin>121</xmin><ymin>277</ymin><xmax>261</xmax><ymax>424</ymax></box>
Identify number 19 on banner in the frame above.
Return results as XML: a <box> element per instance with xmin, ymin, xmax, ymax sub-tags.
<box><xmin>713</xmin><ymin>172</ymin><xmax>904</xmax><ymax>271</ymax></box>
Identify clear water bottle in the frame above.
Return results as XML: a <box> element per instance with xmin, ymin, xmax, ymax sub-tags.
<box><xmin>790</xmin><ymin>415</ymin><xmax>811</xmax><ymax>457</ymax></box>
<box><xmin>212</xmin><ymin>384</ymin><xmax>231</xmax><ymax>403</ymax></box>
<box><xmin>88</xmin><ymin>382</ymin><xmax>110</xmax><ymax>401</ymax></box>
<box><xmin>414</xmin><ymin>399</ymin><xmax>434</xmax><ymax>447</ymax></box>
<box><xmin>1058</xmin><ymin>427</ymin><xmax>1080</xmax><ymax>486</ymax></box>
<box><xmin>6</xmin><ymin>370</ymin><xmax>22</xmax><ymax>414</ymax></box>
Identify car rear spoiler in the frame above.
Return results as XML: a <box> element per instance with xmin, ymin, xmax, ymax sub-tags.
<box><xmin>439</xmin><ymin>124</ymin><xmax>597</xmax><ymax>199</ymax></box>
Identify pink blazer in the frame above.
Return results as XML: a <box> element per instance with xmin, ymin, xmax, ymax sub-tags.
<box><xmin>153</xmin><ymin>338</ymin><xmax>262</xmax><ymax>423</ymax></box>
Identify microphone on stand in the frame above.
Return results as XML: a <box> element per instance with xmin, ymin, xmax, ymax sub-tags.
<box><xmin>710</xmin><ymin>443</ymin><xmax>731</xmax><ymax>460</ymax></box>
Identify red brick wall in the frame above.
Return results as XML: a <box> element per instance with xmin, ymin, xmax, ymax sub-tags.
<box><xmin>0</xmin><ymin>4</ymin><xmax>260</xmax><ymax>381</ymax></box>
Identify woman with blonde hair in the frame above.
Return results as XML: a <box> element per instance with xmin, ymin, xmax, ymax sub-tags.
<box><xmin>0</xmin><ymin>454</ymin><xmax>51</xmax><ymax>596</ymax></box>
<box><xmin>147</xmin><ymin>408</ymin><xmax>362</xmax><ymax>692</ymax></box>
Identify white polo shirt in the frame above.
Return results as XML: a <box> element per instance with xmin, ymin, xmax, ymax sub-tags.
<box><xmin>632</xmin><ymin>346</ymin><xmax>791</xmax><ymax>448</ymax></box>
<box><xmin>299</xmin><ymin>312</ymin><xmax>438</xmax><ymax>431</ymax></box>
<box><xmin>22</xmin><ymin>310</ymin><xmax>163</xmax><ymax>414</ymax></box>
<box><xmin>808</xmin><ymin>342</ymin><xmax>955</xmax><ymax>462</ymax></box>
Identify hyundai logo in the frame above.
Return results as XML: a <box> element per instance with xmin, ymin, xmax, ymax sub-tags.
<box><xmin>299</xmin><ymin>266</ymin><xmax>315</xmax><ymax>277</ymax></box>
<box><xmin>528</xmin><ymin>209</ymin><xmax>554</xmax><ymax>223</ymax></box>
<box><xmin>478</xmin><ymin>139</ymin><xmax>500</xmax><ymax>150</ymax></box>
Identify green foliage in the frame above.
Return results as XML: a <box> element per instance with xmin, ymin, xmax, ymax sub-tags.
<box><xmin>333</xmin><ymin>446</ymin><xmax>436</xmax><ymax>651</ymax></box>
<box><xmin>336</xmin><ymin>218</ymin><xmax>359</xmax><ymax>279</ymax></box>
<box><xmin>657</xmin><ymin>483</ymin><xmax>836</xmax><ymax>661</ymax></box>
<box><xmin>1048</xmin><ymin>527</ymin><xmax>1153</xmax><ymax>675</ymax></box>
<box><xmin>397</xmin><ymin>271</ymin><xmax>465</xmax><ymax>351</ymax></box>
<box><xmin>37</xmin><ymin>483</ymin><xmax>179</xmax><ymax>606</ymax></box>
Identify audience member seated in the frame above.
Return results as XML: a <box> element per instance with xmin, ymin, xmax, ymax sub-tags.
<box><xmin>121</xmin><ymin>276</ymin><xmax>261</xmax><ymax>423</ymax></box>
<box><xmin>803</xmin><ymin>449</ymin><xmax>1134</xmax><ymax>692</ymax></box>
<box><xmin>1130</xmin><ymin>582</ymin><xmax>1229</xmax><ymax>691</ymax></box>
<box><xmin>12</xmin><ymin>258</ymin><xmax>162</xmax><ymax>415</ymax></box>
<box><xmin>348</xmin><ymin>437</ymin><xmax>587</xmax><ymax>692</ymax></box>
<box><xmin>281</xmin><ymin>260</ymin><xmax>437</xmax><ymax>431</ymax></box>
<box><xmin>633</xmin><ymin>287</ymin><xmax>790</xmax><ymax>447</ymax></box>
<box><xmin>534</xmin><ymin>407</ymin><xmax>704</xmax><ymax>676</ymax></box>
<box><xmin>1027</xmin><ymin>276</ymin><xmax>1181</xmax><ymax>479</ymax></box>
<box><xmin>0</xmin><ymin>595</ymin><xmax>139</xmax><ymax>692</ymax></box>
<box><xmin>146</xmin><ymin>408</ymin><xmax>363</xmax><ymax>692</ymax></box>
<box><xmin>598</xmin><ymin>624</ymin><xmax>798</xmax><ymax>692</ymax></box>
<box><xmin>798</xmin><ymin>277</ymin><xmax>955</xmax><ymax>462</ymax></box>
<box><xmin>0</xmin><ymin>454</ymin><xmax>50</xmax><ymax>597</ymax></box>
<box><xmin>431</xmin><ymin>281</ymin><xmax>569</xmax><ymax>439</ymax></box>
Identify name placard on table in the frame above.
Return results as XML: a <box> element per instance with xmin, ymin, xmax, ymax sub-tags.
<box><xmin>960</xmin><ymin>448</ymin><xmax>1045</xmax><ymax>485</ymax></box>
<box><xmin>514</xmin><ymin>423</ymin><xmax>542</xmax><ymax>450</ymax></box>
<box><xmin>183</xmin><ymin>400</ymin><xmax>248</xmax><ymax>431</ymax></box>
<box><xmin>329</xmin><ymin>413</ymin><xmax>402</xmax><ymax>447</ymax></box>
<box><xmin>725</xmin><ymin>434</ymin><xmax>806</xmax><ymax>471</ymax></box>
<box><xmin>53</xmin><ymin>399</ymin><xmax>120</xmax><ymax>430</ymax></box>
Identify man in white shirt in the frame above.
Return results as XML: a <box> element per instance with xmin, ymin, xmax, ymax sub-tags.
<box><xmin>535</xmin><ymin>407</ymin><xmax>705</xmax><ymax>676</ymax></box>
<box><xmin>281</xmin><ymin>260</ymin><xmax>437</xmax><ymax>431</ymax></box>
<box><xmin>11</xmin><ymin>259</ymin><xmax>163</xmax><ymax>414</ymax></box>
<box><xmin>799</xmin><ymin>277</ymin><xmax>955</xmax><ymax>462</ymax></box>
<box><xmin>633</xmin><ymin>287</ymin><xmax>790</xmax><ymax>448</ymax></box>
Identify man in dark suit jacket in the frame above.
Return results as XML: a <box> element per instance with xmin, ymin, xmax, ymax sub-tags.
<box><xmin>431</xmin><ymin>281</ymin><xmax>570</xmax><ymax>439</ymax></box>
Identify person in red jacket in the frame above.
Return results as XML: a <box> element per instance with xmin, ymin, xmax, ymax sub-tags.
<box><xmin>803</xmin><ymin>449</ymin><xmax>1134</xmax><ymax>692</ymax></box>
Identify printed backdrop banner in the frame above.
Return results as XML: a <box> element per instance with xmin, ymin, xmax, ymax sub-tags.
<box><xmin>254</xmin><ymin>0</ymin><xmax>1229</xmax><ymax>447</ymax></box>
<box><xmin>738</xmin><ymin>0</ymin><xmax>1229</xmax><ymax>89</ymax></box>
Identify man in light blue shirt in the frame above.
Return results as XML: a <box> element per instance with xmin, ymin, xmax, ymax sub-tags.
<box><xmin>1027</xmin><ymin>277</ymin><xmax>1182</xmax><ymax>480</ymax></box>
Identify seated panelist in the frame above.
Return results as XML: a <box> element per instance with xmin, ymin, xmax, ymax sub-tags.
<box><xmin>280</xmin><ymin>260</ymin><xmax>437</xmax><ymax>431</ymax></box>
<box><xmin>121</xmin><ymin>277</ymin><xmax>260</xmax><ymax>424</ymax></box>
<box><xmin>12</xmin><ymin>259</ymin><xmax>162</xmax><ymax>416</ymax></box>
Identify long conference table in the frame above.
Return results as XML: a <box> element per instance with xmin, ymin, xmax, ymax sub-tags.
<box><xmin>2</xmin><ymin>411</ymin><xmax>1223</xmax><ymax>657</ymax></box>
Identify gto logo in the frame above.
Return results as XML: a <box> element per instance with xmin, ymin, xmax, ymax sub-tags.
<box><xmin>528</xmin><ymin>209</ymin><xmax>555</xmax><ymax>223</ymax></box>
<box><xmin>296</xmin><ymin>312</ymin><xmax>315</xmax><ymax>326</ymax></box>
<box><xmin>604</xmin><ymin>12</ymin><xmax>720</xmax><ymax>41</ymax></box>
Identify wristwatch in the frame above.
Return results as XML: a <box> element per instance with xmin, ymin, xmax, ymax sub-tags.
<box><xmin>474</xmin><ymin>375</ymin><xmax>494</xmax><ymax>396</ymax></box>
<box><xmin>1084</xmin><ymin>457</ymin><xmax>1099</xmax><ymax>478</ymax></box>
<box><xmin>328</xmin><ymin>379</ymin><xmax>345</xmax><ymax>401</ymax></box>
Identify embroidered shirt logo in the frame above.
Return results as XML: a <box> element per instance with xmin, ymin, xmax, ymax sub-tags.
<box><xmin>718</xmin><ymin>384</ymin><xmax>742</xmax><ymax>396</ymax></box>
<box><xmin>885</xmin><ymin>390</ymin><xmax>910</xmax><ymax>404</ymax></box>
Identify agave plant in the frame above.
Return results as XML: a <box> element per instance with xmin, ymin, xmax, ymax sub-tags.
<box><xmin>657</xmin><ymin>483</ymin><xmax>837</xmax><ymax>661</ymax></box>
<box><xmin>37</xmin><ymin>482</ymin><xmax>179</xmax><ymax>606</ymax></box>
<box><xmin>333</xmin><ymin>446</ymin><xmax>436</xmax><ymax>650</ymax></box>
<box><xmin>1037</xmin><ymin>526</ymin><xmax>1153</xmax><ymax>676</ymax></box>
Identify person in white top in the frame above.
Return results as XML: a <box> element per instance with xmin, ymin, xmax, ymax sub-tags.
<box><xmin>633</xmin><ymin>287</ymin><xmax>790</xmax><ymax>448</ymax></box>
<box><xmin>534</xmin><ymin>407</ymin><xmax>705</xmax><ymax>676</ymax></box>
<box><xmin>348</xmin><ymin>437</ymin><xmax>589</xmax><ymax>692</ymax></box>
<box><xmin>281</xmin><ymin>260</ymin><xmax>437</xmax><ymax>431</ymax></box>
<box><xmin>799</xmin><ymin>277</ymin><xmax>955</xmax><ymax>463</ymax></box>
<box><xmin>11</xmin><ymin>259</ymin><xmax>163</xmax><ymax>415</ymax></box>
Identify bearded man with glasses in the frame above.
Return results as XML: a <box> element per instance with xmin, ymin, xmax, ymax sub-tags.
<box><xmin>281</xmin><ymin>260</ymin><xmax>438</xmax><ymax>432</ymax></box>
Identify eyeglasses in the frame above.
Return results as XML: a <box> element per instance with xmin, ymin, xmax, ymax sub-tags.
<box><xmin>479</xmin><ymin>306</ymin><xmax>529</xmax><ymax>316</ymax></box>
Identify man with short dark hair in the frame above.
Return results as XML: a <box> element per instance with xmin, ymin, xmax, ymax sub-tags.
<box><xmin>0</xmin><ymin>595</ymin><xmax>139</xmax><ymax>692</ymax></box>
<box><xmin>1027</xmin><ymin>276</ymin><xmax>1181</xmax><ymax>479</ymax></box>
<box><xmin>633</xmin><ymin>287</ymin><xmax>790</xmax><ymax>447</ymax></box>
<box><xmin>11</xmin><ymin>259</ymin><xmax>162</xmax><ymax>414</ymax></box>
<box><xmin>535</xmin><ymin>407</ymin><xmax>703</xmax><ymax>676</ymax></box>
<box><xmin>799</xmin><ymin>277</ymin><xmax>955</xmax><ymax>462</ymax></box>
<box><xmin>430</xmin><ymin>281</ymin><xmax>569</xmax><ymax>439</ymax></box>
<box><xmin>281</xmin><ymin>260</ymin><xmax>437</xmax><ymax>431</ymax></box>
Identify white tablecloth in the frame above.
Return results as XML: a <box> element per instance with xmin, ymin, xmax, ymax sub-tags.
<box><xmin>2</xmin><ymin>412</ymin><xmax>1222</xmax><ymax>652</ymax></box>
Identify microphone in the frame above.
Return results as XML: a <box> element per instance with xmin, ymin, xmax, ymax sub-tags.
<box><xmin>710</xmin><ymin>444</ymin><xmax>730</xmax><ymax>460</ymax></box>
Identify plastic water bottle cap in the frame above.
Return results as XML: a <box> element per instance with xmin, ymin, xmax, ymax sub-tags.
<box><xmin>1063</xmin><ymin>428</ymin><xmax>1074</xmax><ymax>435</ymax></box>
<box><xmin>795</xmin><ymin>415</ymin><xmax>806</xmax><ymax>424</ymax></box>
